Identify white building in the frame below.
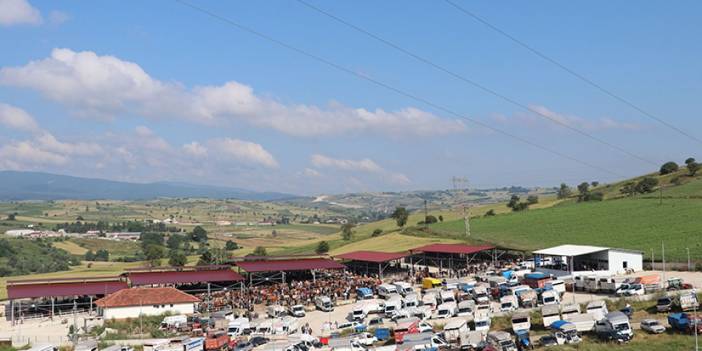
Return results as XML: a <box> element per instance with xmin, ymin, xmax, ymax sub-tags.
<box><xmin>533</xmin><ymin>244</ymin><xmax>643</xmax><ymax>277</ymax></box>
<box><xmin>95</xmin><ymin>287</ymin><xmax>200</xmax><ymax>319</ymax></box>
<box><xmin>5</xmin><ymin>229</ymin><xmax>37</xmax><ymax>237</ymax></box>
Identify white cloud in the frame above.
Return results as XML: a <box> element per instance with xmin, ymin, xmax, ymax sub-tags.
<box><xmin>311</xmin><ymin>154</ymin><xmax>383</xmax><ymax>173</ymax></box>
<box><xmin>182</xmin><ymin>142</ymin><xmax>208</xmax><ymax>157</ymax></box>
<box><xmin>208</xmin><ymin>138</ymin><xmax>278</xmax><ymax>168</ymax></box>
<box><xmin>0</xmin><ymin>0</ymin><xmax>42</xmax><ymax>26</ymax></box>
<box><xmin>310</xmin><ymin>154</ymin><xmax>410</xmax><ymax>185</ymax></box>
<box><xmin>497</xmin><ymin>105</ymin><xmax>642</xmax><ymax>131</ymax></box>
<box><xmin>0</xmin><ymin>48</ymin><xmax>466</xmax><ymax>137</ymax></box>
<box><xmin>0</xmin><ymin>102</ymin><xmax>40</xmax><ymax>132</ymax></box>
<box><xmin>0</xmin><ymin>140</ymin><xmax>67</xmax><ymax>167</ymax></box>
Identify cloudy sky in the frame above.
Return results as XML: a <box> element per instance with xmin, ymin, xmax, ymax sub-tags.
<box><xmin>0</xmin><ymin>0</ymin><xmax>700</xmax><ymax>195</ymax></box>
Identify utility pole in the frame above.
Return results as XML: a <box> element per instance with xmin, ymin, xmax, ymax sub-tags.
<box><xmin>662</xmin><ymin>241</ymin><xmax>666</xmax><ymax>286</ymax></box>
<box><xmin>688</xmin><ymin>248</ymin><xmax>692</xmax><ymax>271</ymax></box>
<box><xmin>463</xmin><ymin>205</ymin><xmax>470</xmax><ymax>236</ymax></box>
<box><xmin>651</xmin><ymin>249</ymin><xmax>654</xmax><ymax>271</ymax></box>
<box><xmin>423</xmin><ymin>199</ymin><xmax>428</xmax><ymax>229</ymax></box>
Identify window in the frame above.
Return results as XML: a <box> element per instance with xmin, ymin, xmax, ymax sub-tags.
<box><xmin>153</xmin><ymin>305</ymin><xmax>159</xmax><ymax>308</ymax></box>
<box><xmin>170</xmin><ymin>304</ymin><xmax>174</xmax><ymax>307</ymax></box>
<box><xmin>623</xmin><ymin>261</ymin><xmax>628</xmax><ymax>269</ymax></box>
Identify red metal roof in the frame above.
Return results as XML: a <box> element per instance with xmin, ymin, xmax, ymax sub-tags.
<box><xmin>129</xmin><ymin>269</ymin><xmax>244</xmax><ymax>286</ymax></box>
<box><xmin>235</xmin><ymin>258</ymin><xmax>345</xmax><ymax>273</ymax></box>
<box><xmin>8</xmin><ymin>280</ymin><xmax>128</xmax><ymax>299</ymax></box>
<box><xmin>410</xmin><ymin>243</ymin><xmax>495</xmax><ymax>255</ymax></box>
<box><xmin>334</xmin><ymin>251</ymin><xmax>408</xmax><ymax>263</ymax></box>
<box><xmin>95</xmin><ymin>287</ymin><xmax>200</xmax><ymax>308</ymax></box>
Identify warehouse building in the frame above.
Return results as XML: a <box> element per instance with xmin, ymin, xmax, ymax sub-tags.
<box><xmin>533</xmin><ymin>244</ymin><xmax>643</xmax><ymax>277</ymax></box>
<box><xmin>95</xmin><ymin>287</ymin><xmax>200</xmax><ymax>319</ymax></box>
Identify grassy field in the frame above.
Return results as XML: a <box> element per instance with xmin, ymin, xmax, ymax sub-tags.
<box><xmin>329</xmin><ymin>232</ymin><xmax>461</xmax><ymax>255</ymax></box>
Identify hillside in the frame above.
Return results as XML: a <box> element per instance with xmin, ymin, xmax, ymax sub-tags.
<box><xmin>423</xmin><ymin>170</ymin><xmax>702</xmax><ymax>262</ymax></box>
<box><xmin>0</xmin><ymin>171</ymin><xmax>298</xmax><ymax>201</ymax></box>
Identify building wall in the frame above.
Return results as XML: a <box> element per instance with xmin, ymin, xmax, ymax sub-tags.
<box><xmin>607</xmin><ymin>250</ymin><xmax>643</xmax><ymax>274</ymax></box>
<box><xmin>101</xmin><ymin>303</ymin><xmax>196</xmax><ymax>319</ymax></box>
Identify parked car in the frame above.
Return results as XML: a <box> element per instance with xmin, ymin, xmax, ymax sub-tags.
<box><xmin>640</xmin><ymin>319</ymin><xmax>666</xmax><ymax>334</ymax></box>
<box><xmin>352</xmin><ymin>332</ymin><xmax>377</xmax><ymax>346</ymax></box>
<box><xmin>249</xmin><ymin>336</ymin><xmax>269</xmax><ymax>346</ymax></box>
<box><xmin>594</xmin><ymin>312</ymin><xmax>633</xmax><ymax>343</ymax></box>
<box><xmin>656</xmin><ymin>296</ymin><xmax>674</xmax><ymax>312</ymax></box>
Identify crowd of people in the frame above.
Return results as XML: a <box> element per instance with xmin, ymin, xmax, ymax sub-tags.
<box><xmin>199</xmin><ymin>271</ymin><xmax>382</xmax><ymax>316</ymax></box>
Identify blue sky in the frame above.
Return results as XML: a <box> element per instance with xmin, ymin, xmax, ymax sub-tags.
<box><xmin>0</xmin><ymin>0</ymin><xmax>700</xmax><ymax>195</ymax></box>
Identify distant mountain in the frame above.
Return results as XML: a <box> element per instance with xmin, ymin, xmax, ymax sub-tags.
<box><xmin>0</xmin><ymin>171</ymin><xmax>298</xmax><ymax>201</ymax></box>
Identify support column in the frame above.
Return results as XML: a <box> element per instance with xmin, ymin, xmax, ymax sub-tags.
<box><xmin>89</xmin><ymin>296</ymin><xmax>93</xmax><ymax>316</ymax></box>
<box><xmin>10</xmin><ymin>300</ymin><xmax>14</xmax><ymax>326</ymax></box>
<box><xmin>282</xmin><ymin>271</ymin><xmax>286</xmax><ymax>284</ymax></box>
<box><xmin>378</xmin><ymin>263</ymin><xmax>383</xmax><ymax>279</ymax></box>
<box><xmin>51</xmin><ymin>297</ymin><xmax>55</xmax><ymax>320</ymax></box>
<box><xmin>312</xmin><ymin>270</ymin><xmax>316</xmax><ymax>283</ymax></box>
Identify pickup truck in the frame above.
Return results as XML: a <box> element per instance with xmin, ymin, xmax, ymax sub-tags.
<box><xmin>204</xmin><ymin>331</ymin><xmax>230</xmax><ymax>351</ymax></box>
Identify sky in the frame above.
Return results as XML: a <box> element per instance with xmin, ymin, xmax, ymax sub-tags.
<box><xmin>0</xmin><ymin>0</ymin><xmax>700</xmax><ymax>195</ymax></box>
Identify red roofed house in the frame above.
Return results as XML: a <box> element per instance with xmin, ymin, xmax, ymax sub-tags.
<box><xmin>95</xmin><ymin>287</ymin><xmax>200</xmax><ymax>319</ymax></box>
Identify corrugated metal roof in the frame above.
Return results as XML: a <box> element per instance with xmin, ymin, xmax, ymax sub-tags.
<box><xmin>533</xmin><ymin>245</ymin><xmax>609</xmax><ymax>257</ymax></box>
<box><xmin>334</xmin><ymin>250</ymin><xmax>407</xmax><ymax>263</ymax></box>
<box><xmin>8</xmin><ymin>280</ymin><xmax>128</xmax><ymax>299</ymax></box>
<box><xmin>129</xmin><ymin>269</ymin><xmax>244</xmax><ymax>285</ymax></box>
<box><xmin>235</xmin><ymin>258</ymin><xmax>345</xmax><ymax>273</ymax></box>
<box><xmin>95</xmin><ymin>287</ymin><xmax>200</xmax><ymax>308</ymax></box>
<box><xmin>410</xmin><ymin>243</ymin><xmax>495</xmax><ymax>255</ymax></box>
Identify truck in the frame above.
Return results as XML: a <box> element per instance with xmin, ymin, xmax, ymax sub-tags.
<box><xmin>668</xmin><ymin>313</ymin><xmax>702</xmax><ymax>334</ymax></box>
<box><xmin>394</xmin><ymin>281</ymin><xmax>415</xmax><ymax>296</ymax></box>
<box><xmin>315</xmin><ymin>296</ymin><xmax>334</xmax><ymax>312</ymax></box>
<box><xmin>598</xmin><ymin>277</ymin><xmax>626</xmax><ymax>293</ymax></box>
<box><xmin>378</xmin><ymin>283</ymin><xmax>398</xmax><ymax>298</ymax></box>
<box><xmin>474</xmin><ymin>314</ymin><xmax>491</xmax><ymax>335</ymax></box>
<box><xmin>585</xmin><ymin>300</ymin><xmax>608</xmax><ymax>321</ymax></box>
<box><xmin>438</xmin><ymin>290</ymin><xmax>456</xmax><ymax>304</ymax></box>
<box><xmin>541</xmin><ymin>304</ymin><xmax>560</xmax><ymax>328</ymax></box>
<box><xmin>548</xmin><ymin>280</ymin><xmax>566</xmax><ymax>297</ymax></box>
<box><xmin>679</xmin><ymin>292</ymin><xmax>699</xmax><ymax>312</ymax></box>
<box><xmin>422</xmin><ymin>277</ymin><xmax>442</xmax><ymax>290</ymax></box>
<box><xmin>181</xmin><ymin>338</ymin><xmax>205</xmax><ymax>351</ymax></box>
<box><xmin>384</xmin><ymin>294</ymin><xmax>403</xmax><ymax>317</ymax></box>
<box><xmin>560</xmin><ymin>304</ymin><xmax>580</xmax><ymax>321</ymax></box>
<box><xmin>584</xmin><ymin>276</ymin><xmax>599</xmax><ymax>293</ymax></box>
<box><xmin>457</xmin><ymin>300</ymin><xmax>476</xmax><ymax>318</ymax></box>
<box><xmin>401</xmin><ymin>332</ymin><xmax>448</xmax><ymax>350</ymax></box>
<box><xmin>594</xmin><ymin>312</ymin><xmax>633</xmax><ymax>343</ymax></box>
<box><xmin>352</xmin><ymin>300</ymin><xmax>383</xmax><ymax>321</ymax></box>
<box><xmin>511</xmin><ymin>312</ymin><xmax>531</xmax><ymax>333</ymax></box>
<box><xmin>523</xmin><ymin>273</ymin><xmax>551</xmax><ymax>289</ymax></box>
<box><xmin>475</xmin><ymin>303</ymin><xmax>491</xmax><ymax>317</ymax></box>
<box><xmin>289</xmin><ymin>304</ymin><xmax>306</xmax><ymax>318</ymax></box>
<box><xmin>443</xmin><ymin>318</ymin><xmax>469</xmax><ymax>343</ymax></box>
<box><xmin>393</xmin><ymin>317</ymin><xmax>421</xmax><ymax>344</ymax></box>
<box><xmin>275</xmin><ymin>316</ymin><xmax>299</xmax><ymax>334</ymax></box>
<box><xmin>566</xmin><ymin>313</ymin><xmax>596</xmax><ymax>332</ymax></box>
<box><xmin>434</xmin><ymin>302</ymin><xmax>457</xmax><ymax>319</ymax></box>
<box><xmin>227</xmin><ymin>317</ymin><xmax>251</xmax><ymax>337</ymax></box>
<box><xmin>403</xmin><ymin>293</ymin><xmax>419</xmax><ymax>308</ymax></box>
<box><xmin>499</xmin><ymin>295</ymin><xmax>517</xmax><ymax>312</ymax></box>
<box><xmin>267</xmin><ymin>305</ymin><xmax>286</xmax><ymax>318</ymax></box>
<box><xmin>656</xmin><ymin>295</ymin><xmax>674</xmax><ymax>312</ymax></box>
<box><xmin>356</xmin><ymin>287</ymin><xmax>374</xmax><ymax>300</ymax></box>
<box><xmin>471</xmin><ymin>286</ymin><xmax>489</xmax><ymax>305</ymax></box>
<box><xmin>204</xmin><ymin>331</ymin><xmax>230</xmax><ymax>351</ymax></box>
<box><xmin>516</xmin><ymin>289</ymin><xmax>538</xmax><ymax>308</ymax></box>
<box><xmin>458</xmin><ymin>331</ymin><xmax>485</xmax><ymax>350</ymax></box>
<box><xmin>550</xmin><ymin>320</ymin><xmax>581</xmax><ymax>345</ymax></box>
<box><xmin>541</xmin><ymin>290</ymin><xmax>560</xmax><ymax>305</ymax></box>
<box><xmin>486</xmin><ymin>331</ymin><xmax>517</xmax><ymax>351</ymax></box>
<box><xmin>421</xmin><ymin>291</ymin><xmax>438</xmax><ymax>309</ymax></box>
<box><xmin>161</xmin><ymin>315</ymin><xmax>188</xmax><ymax>330</ymax></box>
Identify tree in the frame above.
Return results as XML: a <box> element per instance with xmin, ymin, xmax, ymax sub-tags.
<box><xmin>507</xmin><ymin>195</ymin><xmax>520</xmax><ymax>209</ymax></box>
<box><xmin>591</xmin><ymin>181</ymin><xmax>600</xmax><ymax>187</ymax></box>
<box><xmin>168</xmin><ymin>250</ymin><xmax>187</xmax><ymax>266</ymax></box>
<box><xmin>95</xmin><ymin>249</ymin><xmax>109</xmax><ymax>261</ymax></box>
<box><xmin>485</xmin><ymin>209</ymin><xmax>496</xmax><ymax>217</ymax></box>
<box><xmin>438</xmin><ymin>215</ymin><xmax>444</xmax><ymax>222</ymax></box>
<box><xmin>167</xmin><ymin>234</ymin><xmax>184</xmax><ymax>250</ymax></box>
<box><xmin>424</xmin><ymin>215</ymin><xmax>438</xmax><ymax>224</ymax></box>
<box><xmin>685</xmin><ymin>157</ymin><xmax>696</xmax><ymax>165</ymax></box>
<box><xmin>144</xmin><ymin>245</ymin><xmax>164</xmax><ymax>267</ymax></box>
<box><xmin>371</xmin><ymin>229</ymin><xmax>383</xmax><ymax>237</ymax></box>
<box><xmin>316</xmin><ymin>241</ymin><xmax>330</xmax><ymax>254</ymax></box>
<box><xmin>197</xmin><ymin>250</ymin><xmax>214</xmax><ymax>265</ymax></box>
<box><xmin>140</xmin><ymin>232</ymin><xmax>164</xmax><ymax>249</ymax></box>
<box><xmin>252</xmin><ymin>246</ymin><xmax>268</xmax><ymax>256</ymax></box>
<box><xmin>341</xmin><ymin>223</ymin><xmax>354</xmax><ymax>241</ymax></box>
<box><xmin>687</xmin><ymin>161</ymin><xmax>700</xmax><ymax>177</ymax></box>
<box><xmin>557</xmin><ymin>183</ymin><xmax>572</xmax><ymax>199</ymax></box>
<box><xmin>84</xmin><ymin>250</ymin><xmax>95</xmax><ymax>261</ymax></box>
<box><xmin>620</xmin><ymin>182</ymin><xmax>637</xmax><ymax>197</ymax></box>
<box><xmin>660</xmin><ymin>161</ymin><xmax>679</xmax><ymax>175</ymax></box>
<box><xmin>577</xmin><ymin>182</ymin><xmax>591</xmax><ymax>202</ymax></box>
<box><xmin>191</xmin><ymin>226</ymin><xmax>208</xmax><ymax>242</ymax></box>
<box><xmin>6</xmin><ymin>213</ymin><xmax>16</xmax><ymax>221</ymax></box>
<box><xmin>391</xmin><ymin>207</ymin><xmax>409</xmax><ymax>227</ymax></box>
<box><xmin>526</xmin><ymin>195</ymin><xmax>539</xmax><ymax>205</ymax></box>
<box><xmin>225</xmin><ymin>240</ymin><xmax>239</xmax><ymax>250</ymax></box>
<box><xmin>636</xmin><ymin>177</ymin><xmax>659</xmax><ymax>194</ymax></box>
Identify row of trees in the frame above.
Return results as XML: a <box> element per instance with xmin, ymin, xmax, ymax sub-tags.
<box><xmin>506</xmin><ymin>194</ymin><xmax>538</xmax><ymax>212</ymax></box>
<box><xmin>660</xmin><ymin>158</ymin><xmax>700</xmax><ymax>176</ymax></box>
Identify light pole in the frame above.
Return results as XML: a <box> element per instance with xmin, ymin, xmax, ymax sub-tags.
<box><xmin>688</xmin><ymin>248</ymin><xmax>692</xmax><ymax>271</ymax></box>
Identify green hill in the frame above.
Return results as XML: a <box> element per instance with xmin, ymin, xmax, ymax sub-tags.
<box><xmin>426</xmin><ymin>172</ymin><xmax>702</xmax><ymax>262</ymax></box>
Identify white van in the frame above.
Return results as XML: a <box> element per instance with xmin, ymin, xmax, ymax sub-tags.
<box><xmin>403</xmin><ymin>293</ymin><xmax>419</xmax><ymax>308</ymax></box>
<box><xmin>267</xmin><ymin>305</ymin><xmax>287</xmax><ymax>318</ymax></box>
<box><xmin>422</xmin><ymin>291</ymin><xmax>438</xmax><ymax>309</ymax></box>
<box><xmin>394</xmin><ymin>281</ymin><xmax>414</xmax><ymax>296</ymax></box>
<box><xmin>471</xmin><ymin>286</ymin><xmax>489</xmax><ymax>304</ymax></box>
<box><xmin>500</xmin><ymin>295</ymin><xmax>518</xmax><ymax>312</ymax></box>
<box><xmin>438</xmin><ymin>290</ymin><xmax>456</xmax><ymax>304</ymax></box>
<box><xmin>378</xmin><ymin>283</ymin><xmax>398</xmax><ymax>298</ymax></box>
<box><xmin>550</xmin><ymin>280</ymin><xmax>566</xmax><ymax>296</ymax></box>
<box><xmin>542</xmin><ymin>290</ymin><xmax>560</xmax><ymax>305</ymax></box>
<box><xmin>384</xmin><ymin>294</ymin><xmax>403</xmax><ymax>317</ymax></box>
<box><xmin>511</xmin><ymin>312</ymin><xmax>531</xmax><ymax>333</ymax></box>
<box><xmin>457</xmin><ymin>300</ymin><xmax>476</xmax><ymax>318</ymax></box>
<box><xmin>315</xmin><ymin>296</ymin><xmax>334</xmax><ymax>312</ymax></box>
<box><xmin>227</xmin><ymin>317</ymin><xmax>251</xmax><ymax>337</ymax></box>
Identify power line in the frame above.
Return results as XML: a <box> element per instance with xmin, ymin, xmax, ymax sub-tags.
<box><xmin>175</xmin><ymin>0</ymin><xmax>626</xmax><ymax>179</ymax></box>
<box><xmin>443</xmin><ymin>0</ymin><xmax>702</xmax><ymax>147</ymax></box>
<box><xmin>295</xmin><ymin>0</ymin><xmax>657</xmax><ymax>167</ymax></box>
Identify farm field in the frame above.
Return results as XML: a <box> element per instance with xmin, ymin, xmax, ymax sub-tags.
<box><xmin>329</xmin><ymin>232</ymin><xmax>461</xmax><ymax>255</ymax></box>
<box><xmin>430</xmin><ymin>196</ymin><xmax>701</xmax><ymax>262</ymax></box>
